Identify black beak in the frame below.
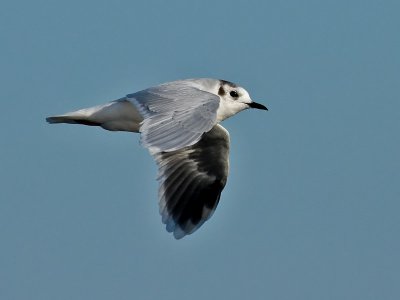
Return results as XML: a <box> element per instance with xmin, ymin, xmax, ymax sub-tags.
<box><xmin>248</xmin><ymin>101</ymin><xmax>268</xmax><ymax>110</ymax></box>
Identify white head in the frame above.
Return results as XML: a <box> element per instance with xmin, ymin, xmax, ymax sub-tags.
<box><xmin>211</xmin><ymin>79</ymin><xmax>268</xmax><ymax>121</ymax></box>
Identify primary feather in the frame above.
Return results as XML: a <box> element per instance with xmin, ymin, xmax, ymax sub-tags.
<box><xmin>155</xmin><ymin>124</ymin><xmax>230</xmax><ymax>239</ymax></box>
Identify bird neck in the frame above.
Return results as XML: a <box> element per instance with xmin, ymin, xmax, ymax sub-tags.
<box><xmin>216</xmin><ymin>99</ymin><xmax>248</xmax><ymax>122</ymax></box>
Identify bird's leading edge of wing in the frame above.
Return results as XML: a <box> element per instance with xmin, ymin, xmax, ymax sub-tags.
<box><xmin>127</xmin><ymin>80</ymin><xmax>220</xmax><ymax>153</ymax></box>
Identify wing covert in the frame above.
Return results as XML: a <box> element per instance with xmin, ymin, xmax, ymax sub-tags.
<box><xmin>127</xmin><ymin>80</ymin><xmax>220</xmax><ymax>153</ymax></box>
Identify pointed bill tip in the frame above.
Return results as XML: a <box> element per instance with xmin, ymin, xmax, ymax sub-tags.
<box><xmin>248</xmin><ymin>101</ymin><xmax>268</xmax><ymax>111</ymax></box>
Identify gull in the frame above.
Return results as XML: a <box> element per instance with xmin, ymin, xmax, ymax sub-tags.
<box><xmin>46</xmin><ymin>78</ymin><xmax>268</xmax><ymax>239</ymax></box>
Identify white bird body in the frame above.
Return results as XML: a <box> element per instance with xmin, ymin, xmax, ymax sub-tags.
<box><xmin>47</xmin><ymin>78</ymin><xmax>267</xmax><ymax>239</ymax></box>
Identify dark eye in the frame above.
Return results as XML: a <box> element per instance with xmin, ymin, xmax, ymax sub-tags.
<box><xmin>230</xmin><ymin>90</ymin><xmax>239</xmax><ymax>98</ymax></box>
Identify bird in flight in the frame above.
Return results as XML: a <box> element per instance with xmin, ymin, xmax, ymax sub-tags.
<box><xmin>47</xmin><ymin>78</ymin><xmax>268</xmax><ymax>239</ymax></box>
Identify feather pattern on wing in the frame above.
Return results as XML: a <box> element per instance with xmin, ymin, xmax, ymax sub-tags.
<box><xmin>153</xmin><ymin>124</ymin><xmax>230</xmax><ymax>239</ymax></box>
<box><xmin>127</xmin><ymin>80</ymin><xmax>220</xmax><ymax>153</ymax></box>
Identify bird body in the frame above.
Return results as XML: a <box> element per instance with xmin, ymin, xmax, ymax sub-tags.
<box><xmin>47</xmin><ymin>78</ymin><xmax>267</xmax><ymax>239</ymax></box>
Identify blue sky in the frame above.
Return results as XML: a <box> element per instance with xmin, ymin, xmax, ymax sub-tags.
<box><xmin>1</xmin><ymin>0</ymin><xmax>399</xmax><ymax>299</ymax></box>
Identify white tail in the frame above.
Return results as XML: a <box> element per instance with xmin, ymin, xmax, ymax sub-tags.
<box><xmin>46</xmin><ymin>99</ymin><xmax>143</xmax><ymax>132</ymax></box>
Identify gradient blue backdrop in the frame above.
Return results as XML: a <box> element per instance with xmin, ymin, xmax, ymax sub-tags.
<box><xmin>1</xmin><ymin>1</ymin><xmax>399</xmax><ymax>299</ymax></box>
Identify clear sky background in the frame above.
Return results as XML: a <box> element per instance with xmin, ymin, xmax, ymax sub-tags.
<box><xmin>1</xmin><ymin>1</ymin><xmax>399</xmax><ymax>299</ymax></box>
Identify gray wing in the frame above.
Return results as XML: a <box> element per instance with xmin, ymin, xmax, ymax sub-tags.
<box><xmin>127</xmin><ymin>80</ymin><xmax>220</xmax><ymax>153</ymax></box>
<box><xmin>154</xmin><ymin>124</ymin><xmax>230</xmax><ymax>239</ymax></box>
